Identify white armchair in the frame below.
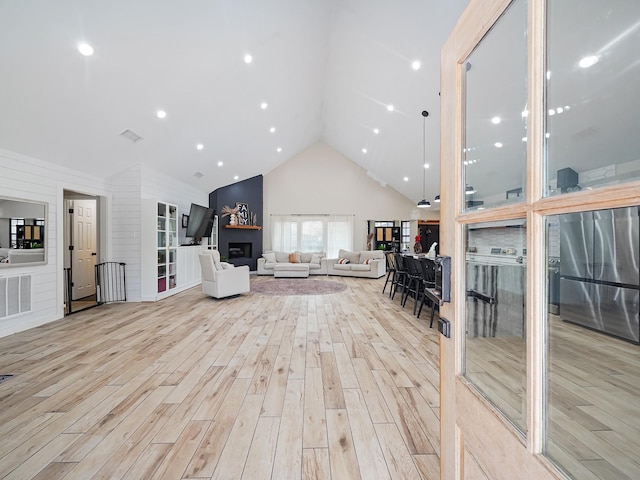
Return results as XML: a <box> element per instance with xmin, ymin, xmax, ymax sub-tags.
<box><xmin>199</xmin><ymin>250</ymin><xmax>250</xmax><ymax>299</ymax></box>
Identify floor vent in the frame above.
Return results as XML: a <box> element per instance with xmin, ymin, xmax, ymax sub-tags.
<box><xmin>0</xmin><ymin>274</ymin><xmax>32</xmax><ymax>318</ymax></box>
<box><xmin>119</xmin><ymin>129</ymin><xmax>143</xmax><ymax>143</ymax></box>
<box><xmin>0</xmin><ymin>374</ymin><xmax>14</xmax><ymax>383</ymax></box>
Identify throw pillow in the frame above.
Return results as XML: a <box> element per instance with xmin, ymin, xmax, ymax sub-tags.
<box><xmin>263</xmin><ymin>252</ymin><xmax>276</xmax><ymax>263</ymax></box>
<box><xmin>310</xmin><ymin>254</ymin><xmax>321</xmax><ymax>265</ymax></box>
<box><xmin>275</xmin><ymin>251</ymin><xmax>290</xmax><ymax>263</ymax></box>
<box><xmin>363</xmin><ymin>258</ymin><xmax>371</xmax><ymax>265</ymax></box>
<box><xmin>337</xmin><ymin>258</ymin><xmax>350</xmax><ymax>264</ymax></box>
<box><xmin>299</xmin><ymin>251</ymin><xmax>312</xmax><ymax>263</ymax></box>
<box><xmin>289</xmin><ymin>252</ymin><xmax>300</xmax><ymax>263</ymax></box>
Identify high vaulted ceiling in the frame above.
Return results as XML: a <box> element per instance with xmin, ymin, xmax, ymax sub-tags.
<box><xmin>0</xmin><ymin>0</ymin><xmax>469</xmax><ymax>206</ymax></box>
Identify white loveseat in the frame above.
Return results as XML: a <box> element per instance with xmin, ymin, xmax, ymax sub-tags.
<box><xmin>326</xmin><ymin>249</ymin><xmax>386</xmax><ymax>278</ymax></box>
<box><xmin>0</xmin><ymin>248</ymin><xmax>45</xmax><ymax>264</ymax></box>
<box><xmin>199</xmin><ymin>250</ymin><xmax>250</xmax><ymax>298</ymax></box>
<box><xmin>257</xmin><ymin>251</ymin><xmax>327</xmax><ymax>276</ymax></box>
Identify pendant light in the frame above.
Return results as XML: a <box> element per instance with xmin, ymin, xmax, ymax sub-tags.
<box><xmin>417</xmin><ymin>110</ymin><xmax>431</xmax><ymax>208</ymax></box>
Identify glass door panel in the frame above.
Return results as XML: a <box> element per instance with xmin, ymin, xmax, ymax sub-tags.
<box><xmin>464</xmin><ymin>0</ymin><xmax>528</xmax><ymax>211</ymax></box>
<box><xmin>545</xmin><ymin>1</ymin><xmax>640</xmax><ymax>196</ymax></box>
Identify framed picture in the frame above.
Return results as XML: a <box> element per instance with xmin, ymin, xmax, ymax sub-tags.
<box><xmin>236</xmin><ymin>202</ymin><xmax>249</xmax><ymax>226</ymax></box>
<box><xmin>182</xmin><ymin>214</ymin><xmax>189</xmax><ymax>228</ymax></box>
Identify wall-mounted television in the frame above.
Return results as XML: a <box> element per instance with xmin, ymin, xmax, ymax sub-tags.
<box><xmin>185</xmin><ymin>203</ymin><xmax>215</xmax><ymax>239</ymax></box>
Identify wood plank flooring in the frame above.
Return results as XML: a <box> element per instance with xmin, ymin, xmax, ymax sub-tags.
<box><xmin>0</xmin><ymin>275</ymin><xmax>441</xmax><ymax>479</ymax></box>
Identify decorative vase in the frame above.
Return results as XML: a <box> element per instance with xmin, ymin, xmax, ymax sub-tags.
<box><xmin>229</xmin><ymin>214</ymin><xmax>238</xmax><ymax>226</ymax></box>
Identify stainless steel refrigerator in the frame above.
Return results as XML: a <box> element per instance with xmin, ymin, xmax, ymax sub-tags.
<box><xmin>559</xmin><ymin>206</ymin><xmax>640</xmax><ymax>343</ymax></box>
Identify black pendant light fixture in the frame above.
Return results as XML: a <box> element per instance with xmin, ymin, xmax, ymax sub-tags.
<box><xmin>417</xmin><ymin>110</ymin><xmax>431</xmax><ymax>208</ymax></box>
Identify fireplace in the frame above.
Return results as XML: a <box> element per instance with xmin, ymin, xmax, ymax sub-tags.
<box><xmin>228</xmin><ymin>242</ymin><xmax>252</xmax><ymax>259</ymax></box>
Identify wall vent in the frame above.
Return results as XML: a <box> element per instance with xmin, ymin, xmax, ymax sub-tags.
<box><xmin>119</xmin><ymin>129</ymin><xmax>143</xmax><ymax>143</ymax></box>
<box><xmin>0</xmin><ymin>275</ymin><xmax>32</xmax><ymax>318</ymax></box>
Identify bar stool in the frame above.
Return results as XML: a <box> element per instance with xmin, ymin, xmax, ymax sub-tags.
<box><xmin>417</xmin><ymin>257</ymin><xmax>438</xmax><ymax>327</ymax></box>
<box><xmin>402</xmin><ymin>256</ymin><xmax>423</xmax><ymax>313</ymax></box>
<box><xmin>390</xmin><ymin>253</ymin><xmax>408</xmax><ymax>300</ymax></box>
<box><xmin>382</xmin><ymin>251</ymin><xmax>396</xmax><ymax>294</ymax></box>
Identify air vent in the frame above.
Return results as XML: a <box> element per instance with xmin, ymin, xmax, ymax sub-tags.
<box><xmin>119</xmin><ymin>129</ymin><xmax>143</xmax><ymax>143</ymax></box>
<box><xmin>193</xmin><ymin>171</ymin><xmax>204</xmax><ymax>179</ymax></box>
<box><xmin>0</xmin><ymin>274</ymin><xmax>31</xmax><ymax>318</ymax></box>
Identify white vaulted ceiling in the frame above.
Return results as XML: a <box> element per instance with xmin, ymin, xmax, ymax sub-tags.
<box><xmin>0</xmin><ymin>0</ymin><xmax>469</xmax><ymax>205</ymax></box>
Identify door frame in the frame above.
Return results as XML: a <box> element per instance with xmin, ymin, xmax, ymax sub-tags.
<box><xmin>62</xmin><ymin>190</ymin><xmax>103</xmax><ymax>313</ymax></box>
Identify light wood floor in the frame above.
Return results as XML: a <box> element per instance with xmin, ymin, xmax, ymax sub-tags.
<box><xmin>0</xmin><ymin>276</ymin><xmax>441</xmax><ymax>479</ymax></box>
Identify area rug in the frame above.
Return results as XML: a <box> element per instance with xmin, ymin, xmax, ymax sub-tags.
<box><xmin>251</xmin><ymin>278</ymin><xmax>347</xmax><ymax>296</ymax></box>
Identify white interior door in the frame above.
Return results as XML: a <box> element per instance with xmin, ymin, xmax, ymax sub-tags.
<box><xmin>71</xmin><ymin>199</ymin><xmax>97</xmax><ymax>300</ymax></box>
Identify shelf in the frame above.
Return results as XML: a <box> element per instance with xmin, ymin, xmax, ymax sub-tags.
<box><xmin>225</xmin><ymin>225</ymin><xmax>262</xmax><ymax>230</ymax></box>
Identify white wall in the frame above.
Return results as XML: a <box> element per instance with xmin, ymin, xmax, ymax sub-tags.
<box><xmin>0</xmin><ymin>149</ymin><xmax>209</xmax><ymax>337</ymax></box>
<box><xmin>263</xmin><ymin>141</ymin><xmax>438</xmax><ymax>251</ymax></box>
<box><xmin>0</xmin><ymin>147</ymin><xmax>110</xmax><ymax>337</ymax></box>
<box><xmin>109</xmin><ymin>163</ymin><xmax>208</xmax><ymax>302</ymax></box>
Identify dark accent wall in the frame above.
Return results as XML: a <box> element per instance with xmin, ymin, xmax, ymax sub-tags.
<box><xmin>209</xmin><ymin>175</ymin><xmax>263</xmax><ymax>270</ymax></box>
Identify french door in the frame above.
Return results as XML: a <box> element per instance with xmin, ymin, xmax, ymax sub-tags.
<box><xmin>439</xmin><ymin>0</ymin><xmax>640</xmax><ymax>478</ymax></box>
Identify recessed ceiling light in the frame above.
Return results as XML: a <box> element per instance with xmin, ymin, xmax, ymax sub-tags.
<box><xmin>579</xmin><ymin>55</ymin><xmax>599</xmax><ymax>68</ymax></box>
<box><xmin>412</xmin><ymin>60</ymin><xmax>421</xmax><ymax>70</ymax></box>
<box><xmin>217</xmin><ymin>161</ymin><xmax>224</xmax><ymax>167</ymax></box>
<box><xmin>494</xmin><ymin>142</ymin><xmax>503</xmax><ymax>148</ymax></box>
<box><xmin>491</xmin><ymin>116</ymin><xmax>501</xmax><ymax>124</ymax></box>
<box><xmin>260</xmin><ymin>102</ymin><xmax>268</xmax><ymax>110</ymax></box>
<box><xmin>556</xmin><ymin>107</ymin><xmax>564</xmax><ymax>114</ymax></box>
<box><xmin>548</xmin><ymin>109</ymin><xmax>556</xmax><ymax>116</ymax></box>
<box><xmin>387</xmin><ymin>105</ymin><xmax>394</xmax><ymax>112</ymax></box>
<box><xmin>546</xmin><ymin>70</ymin><xmax>551</xmax><ymax>80</ymax></box>
<box><xmin>196</xmin><ymin>143</ymin><xmax>204</xmax><ymax>150</ymax></box>
<box><xmin>403</xmin><ymin>176</ymin><xmax>409</xmax><ymax>182</ymax></box>
<box><xmin>373</xmin><ymin>128</ymin><xmax>379</xmax><ymax>134</ymax></box>
<box><xmin>546</xmin><ymin>133</ymin><xmax>551</xmax><ymax>138</ymax></box>
<box><xmin>244</xmin><ymin>54</ymin><xmax>253</xmax><ymax>64</ymax></box>
<box><xmin>522</xmin><ymin>110</ymin><xmax>529</xmax><ymax>118</ymax></box>
<box><xmin>522</xmin><ymin>136</ymin><xmax>527</xmax><ymax>142</ymax></box>
<box><xmin>277</xmin><ymin>147</ymin><xmax>282</xmax><ymax>152</ymax></box>
<box><xmin>77</xmin><ymin>42</ymin><xmax>94</xmax><ymax>56</ymax></box>
<box><xmin>156</xmin><ymin>110</ymin><xmax>167</xmax><ymax>119</ymax></box>
<box><xmin>423</xmin><ymin>163</ymin><xmax>429</xmax><ymax>169</ymax></box>
<box><xmin>270</xmin><ymin>127</ymin><xmax>276</xmax><ymax>133</ymax></box>
<box><xmin>362</xmin><ymin>148</ymin><xmax>367</xmax><ymax>154</ymax></box>
<box><xmin>234</xmin><ymin>175</ymin><xmax>239</xmax><ymax>180</ymax></box>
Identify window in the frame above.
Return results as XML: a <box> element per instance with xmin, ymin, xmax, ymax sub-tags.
<box><xmin>271</xmin><ymin>214</ymin><xmax>354</xmax><ymax>257</ymax></box>
<box><xmin>401</xmin><ymin>221</ymin><xmax>411</xmax><ymax>250</ymax></box>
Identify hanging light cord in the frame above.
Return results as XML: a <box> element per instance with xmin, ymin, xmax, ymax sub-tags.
<box><xmin>422</xmin><ymin>112</ymin><xmax>427</xmax><ymax>199</ymax></box>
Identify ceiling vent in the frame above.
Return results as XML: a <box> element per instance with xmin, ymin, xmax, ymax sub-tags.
<box><xmin>119</xmin><ymin>129</ymin><xmax>143</xmax><ymax>143</ymax></box>
<box><xmin>193</xmin><ymin>171</ymin><xmax>204</xmax><ymax>179</ymax></box>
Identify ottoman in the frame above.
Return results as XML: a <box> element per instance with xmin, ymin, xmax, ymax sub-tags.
<box><xmin>273</xmin><ymin>263</ymin><xmax>310</xmax><ymax>278</ymax></box>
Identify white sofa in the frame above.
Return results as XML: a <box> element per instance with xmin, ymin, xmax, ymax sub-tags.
<box><xmin>0</xmin><ymin>248</ymin><xmax>45</xmax><ymax>264</ymax></box>
<box><xmin>257</xmin><ymin>251</ymin><xmax>327</xmax><ymax>276</ymax></box>
<box><xmin>199</xmin><ymin>250</ymin><xmax>250</xmax><ymax>298</ymax></box>
<box><xmin>326</xmin><ymin>249</ymin><xmax>386</xmax><ymax>278</ymax></box>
